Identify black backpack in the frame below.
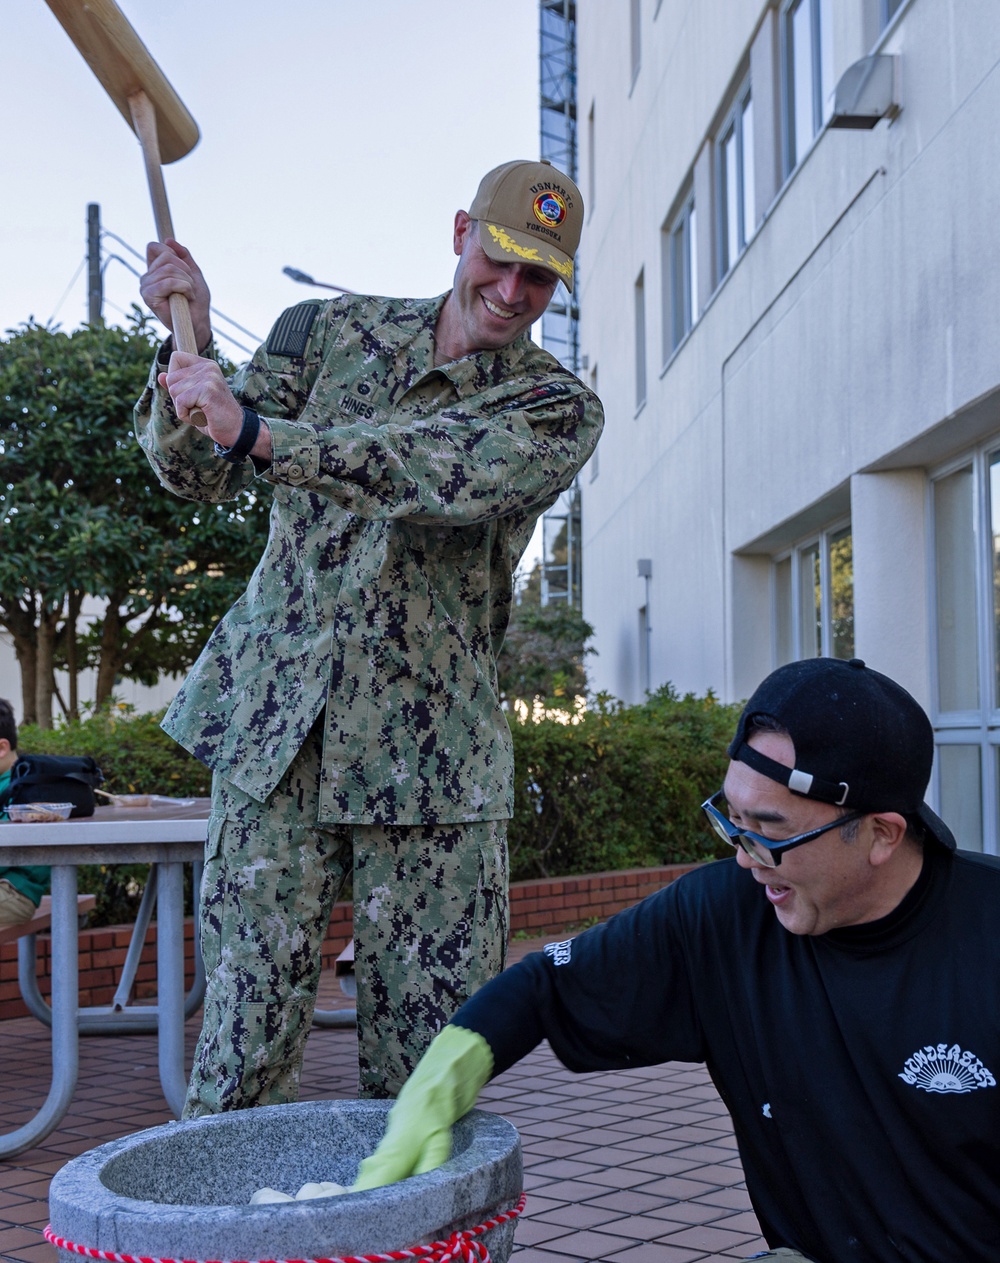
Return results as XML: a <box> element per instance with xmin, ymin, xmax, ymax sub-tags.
<box><xmin>0</xmin><ymin>754</ymin><xmax>105</xmax><ymax>819</ymax></box>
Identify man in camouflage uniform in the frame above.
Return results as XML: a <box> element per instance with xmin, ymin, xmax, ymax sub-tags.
<box><xmin>135</xmin><ymin>159</ymin><xmax>603</xmax><ymax>1116</ymax></box>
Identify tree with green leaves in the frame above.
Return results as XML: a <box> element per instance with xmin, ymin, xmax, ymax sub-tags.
<box><xmin>0</xmin><ymin>314</ymin><xmax>271</xmax><ymax>726</ymax></box>
<box><xmin>497</xmin><ymin>557</ymin><xmax>594</xmax><ymax>709</ymax></box>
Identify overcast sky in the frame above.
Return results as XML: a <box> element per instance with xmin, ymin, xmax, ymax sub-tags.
<box><xmin>2</xmin><ymin>0</ymin><xmax>542</xmax><ymax>353</ymax></box>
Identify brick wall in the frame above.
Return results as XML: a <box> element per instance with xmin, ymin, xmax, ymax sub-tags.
<box><xmin>0</xmin><ymin>863</ymin><xmax>701</xmax><ymax>1021</ymax></box>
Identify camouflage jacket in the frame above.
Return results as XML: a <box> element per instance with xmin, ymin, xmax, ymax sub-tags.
<box><xmin>135</xmin><ymin>293</ymin><xmax>603</xmax><ymax>821</ymax></box>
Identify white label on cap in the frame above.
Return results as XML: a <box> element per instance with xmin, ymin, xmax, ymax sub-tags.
<box><xmin>788</xmin><ymin>768</ymin><xmax>813</xmax><ymax>795</ymax></box>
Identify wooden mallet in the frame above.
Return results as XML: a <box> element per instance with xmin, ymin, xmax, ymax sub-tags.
<box><xmin>43</xmin><ymin>0</ymin><xmax>203</xmax><ymax>357</ymax></box>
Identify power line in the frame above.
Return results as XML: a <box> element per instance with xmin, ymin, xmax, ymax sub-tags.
<box><xmin>102</xmin><ymin>253</ymin><xmax>142</xmax><ymax>279</ymax></box>
<box><xmin>48</xmin><ymin>256</ymin><xmax>87</xmax><ymax>324</ymax></box>
<box><xmin>99</xmin><ymin>252</ymin><xmax>255</xmax><ymax>358</ymax></box>
<box><xmin>100</xmin><ymin>228</ymin><xmax>144</xmax><ymax>262</ymax></box>
<box><xmin>100</xmin><ymin>223</ymin><xmax>263</xmax><ymax>352</ymax></box>
<box><xmin>207</xmin><ymin>307</ymin><xmax>262</xmax><ymax>343</ymax></box>
<box><xmin>101</xmin><ymin>296</ymin><xmax>142</xmax><ymax>325</ymax></box>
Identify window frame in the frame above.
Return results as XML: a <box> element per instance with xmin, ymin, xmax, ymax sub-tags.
<box><xmin>663</xmin><ymin>187</ymin><xmax>697</xmax><ymax>359</ymax></box>
<box><xmin>779</xmin><ymin>0</ymin><xmax>833</xmax><ymax>178</ymax></box>
<box><xmin>715</xmin><ymin>76</ymin><xmax>755</xmax><ymax>282</ymax></box>
<box><xmin>928</xmin><ymin>442</ymin><xmax>1000</xmax><ymax>854</ymax></box>
<box><xmin>771</xmin><ymin>517</ymin><xmax>854</xmax><ymax>665</ymax></box>
<box><xmin>929</xmin><ymin>444</ymin><xmax>1000</xmax><ymax>732</ymax></box>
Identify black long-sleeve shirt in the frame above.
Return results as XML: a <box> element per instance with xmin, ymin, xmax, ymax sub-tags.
<box><xmin>454</xmin><ymin>847</ymin><xmax>1000</xmax><ymax>1262</ymax></box>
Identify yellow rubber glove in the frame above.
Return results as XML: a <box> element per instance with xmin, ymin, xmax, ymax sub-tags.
<box><xmin>352</xmin><ymin>1024</ymin><xmax>494</xmax><ymax>1191</ymax></box>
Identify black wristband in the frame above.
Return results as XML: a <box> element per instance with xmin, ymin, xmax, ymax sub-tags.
<box><xmin>214</xmin><ymin>408</ymin><xmax>261</xmax><ymax>463</ymax></box>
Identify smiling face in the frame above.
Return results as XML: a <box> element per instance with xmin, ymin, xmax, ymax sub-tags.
<box><xmin>722</xmin><ymin>730</ymin><xmax>922</xmax><ymax>936</ymax></box>
<box><xmin>433</xmin><ymin>210</ymin><xmax>560</xmax><ymax>364</ymax></box>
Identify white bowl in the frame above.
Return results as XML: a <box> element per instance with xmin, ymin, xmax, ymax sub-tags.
<box><xmin>6</xmin><ymin>802</ymin><xmax>74</xmax><ymax>823</ymax></box>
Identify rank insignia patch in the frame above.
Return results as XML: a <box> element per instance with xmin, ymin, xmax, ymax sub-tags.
<box><xmin>498</xmin><ymin>381</ymin><xmax>573</xmax><ymax>412</ymax></box>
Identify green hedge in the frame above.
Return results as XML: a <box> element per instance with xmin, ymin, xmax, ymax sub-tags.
<box><xmin>16</xmin><ymin>709</ymin><xmax>209</xmax><ymax>924</ymax></box>
<box><xmin>18</xmin><ymin>708</ymin><xmax>211</xmax><ymax>798</ymax></box>
<box><xmin>12</xmin><ymin>686</ymin><xmax>741</xmax><ymax>920</ymax></box>
<box><xmin>508</xmin><ymin>686</ymin><xmax>741</xmax><ymax>881</ymax></box>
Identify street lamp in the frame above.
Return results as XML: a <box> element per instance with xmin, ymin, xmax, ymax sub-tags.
<box><xmin>282</xmin><ymin>266</ymin><xmax>353</xmax><ymax>294</ymax></box>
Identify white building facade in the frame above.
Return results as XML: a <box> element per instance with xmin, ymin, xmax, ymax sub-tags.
<box><xmin>576</xmin><ymin>0</ymin><xmax>1000</xmax><ymax>852</ymax></box>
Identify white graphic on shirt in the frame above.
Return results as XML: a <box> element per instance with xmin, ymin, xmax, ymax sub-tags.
<box><xmin>898</xmin><ymin>1043</ymin><xmax>996</xmax><ymax>1094</ymax></box>
<box><xmin>762</xmin><ymin>1103</ymin><xmax>772</xmax><ymax>1119</ymax></box>
<box><xmin>543</xmin><ymin>939</ymin><xmax>573</xmax><ymax>967</ymax></box>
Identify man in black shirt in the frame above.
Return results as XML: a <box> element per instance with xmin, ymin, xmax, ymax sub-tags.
<box><xmin>354</xmin><ymin>658</ymin><xmax>1000</xmax><ymax>1263</ymax></box>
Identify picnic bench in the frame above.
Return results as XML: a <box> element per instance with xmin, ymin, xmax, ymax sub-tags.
<box><xmin>0</xmin><ymin>893</ymin><xmax>96</xmax><ymax>947</ymax></box>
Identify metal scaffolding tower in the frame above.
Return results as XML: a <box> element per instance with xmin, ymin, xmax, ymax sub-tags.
<box><xmin>538</xmin><ymin>0</ymin><xmax>582</xmax><ymax>608</ymax></box>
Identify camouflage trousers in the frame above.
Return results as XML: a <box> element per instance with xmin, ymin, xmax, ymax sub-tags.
<box><xmin>182</xmin><ymin>721</ymin><xmax>509</xmax><ymax>1117</ymax></box>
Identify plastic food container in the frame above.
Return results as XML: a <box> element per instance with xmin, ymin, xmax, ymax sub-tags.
<box><xmin>6</xmin><ymin>802</ymin><xmax>74</xmax><ymax>823</ymax></box>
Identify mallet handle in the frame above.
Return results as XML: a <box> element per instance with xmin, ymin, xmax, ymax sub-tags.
<box><xmin>129</xmin><ymin>91</ymin><xmax>201</xmax><ymax>358</ymax></box>
<box><xmin>129</xmin><ymin>92</ymin><xmax>208</xmax><ymax>428</ymax></box>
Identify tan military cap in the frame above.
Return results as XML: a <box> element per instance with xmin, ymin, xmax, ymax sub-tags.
<box><xmin>469</xmin><ymin>159</ymin><xmax>583</xmax><ymax>293</ymax></box>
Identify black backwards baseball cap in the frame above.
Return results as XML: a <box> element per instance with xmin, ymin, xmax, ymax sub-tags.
<box><xmin>727</xmin><ymin>657</ymin><xmax>956</xmax><ymax>851</ymax></box>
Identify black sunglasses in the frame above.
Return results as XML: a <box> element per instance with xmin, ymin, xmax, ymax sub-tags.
<box><xmin>701</xmin><ymin>790</ymin><xmax>865</xmax><ymax>868</ymax></box>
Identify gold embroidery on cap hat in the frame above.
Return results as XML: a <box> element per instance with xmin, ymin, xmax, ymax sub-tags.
<box><xmin>545</xmin><ymin>254</ymin><xmax>574</xmax><ymax>281</ymax></box>
<box><xmin>486</xmin><ymin>224</ymin><xmax>544</xmax><ymax>263</ymax></box>
<box><xmin>485</xmin><ymin>225</ymin><xmax>574</xmax><ymax>283</ymax></box>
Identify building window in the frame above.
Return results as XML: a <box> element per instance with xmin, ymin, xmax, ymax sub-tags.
<box><xmin>880</xmin><ymin>0</ymin><xmax>905</xmax><ymax>30</ymax></box>
<box><xmin>664</xmin><ymin>190</ymin><xmax>697</xmax><ymax>357</ymax></box>
<box><xmin>929</xmin><ymin>446</ymin><xmax>1000</xmax><ymax>853</ymax></box>
<box><xmin>781</xmin><ymin>0</ymin><xmax>834</xmax><ymax>175</ymax></box>
<box><xmin>630</xmin><ymin>0</ymin><xmax>641</xmax><ymax>87</ymax></box>
<box><xmin>773</xmin><ymin>522</ymin><xmax>854</xmax><ymax>664</ymax></box>
<box><xmin>933</xmin><ymin>464</ymin><xmax>978</xmax><ymax>713</ymax></box>
<box><xmin>717</xmin><ymin>79</ymin><xmax>755</xmax><ymax>280</ymax></box>
<box><xmin>634</xmin><ymin>270</ymin><xmax>647</xmax><ymax>410</ymax></box>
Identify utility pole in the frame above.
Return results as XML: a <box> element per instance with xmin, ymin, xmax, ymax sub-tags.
<box><xmin>87</xmin><ymin>203</ymin><xmax>103</xmax><ymax>325</ymax></box>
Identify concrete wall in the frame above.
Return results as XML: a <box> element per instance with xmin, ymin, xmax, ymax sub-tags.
<box><xmin>575</xmin><ymin>0</ymin><xmax>1000</xmax><ymax>711</ymax></box>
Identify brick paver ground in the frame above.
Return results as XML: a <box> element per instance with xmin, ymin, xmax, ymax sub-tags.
<box><xmin>0</xmin><ymin>937</ymin><xmax>766</xmax><ymax>1263</ymax></box>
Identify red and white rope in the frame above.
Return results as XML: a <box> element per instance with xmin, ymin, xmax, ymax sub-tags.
<box><xmin>44</xmin><ymin>1191</ymin><xmax>526</xmax><ymax>1263</ymax></box>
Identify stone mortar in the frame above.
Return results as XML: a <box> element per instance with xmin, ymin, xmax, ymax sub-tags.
<box><xmin>48</xmin><ymin>1100</ymin><xmax>522</xmax><ymax>1262</ymax></box>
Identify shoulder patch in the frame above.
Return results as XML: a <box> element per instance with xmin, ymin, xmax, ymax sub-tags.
<box><xmin>266</xmin><ymin>302</ymin><xmax>320</xmax><ymax>357</ymax></box>
<box><xmin>499</xmin><ymin>381</ymin><xmax>574</xmax><ymax>412</ymax></box>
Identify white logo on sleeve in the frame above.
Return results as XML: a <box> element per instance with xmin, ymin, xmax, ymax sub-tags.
<box><xmin>898</xmin><ymin>1044</ymin><xmax>996</xmax><ymax>1094</ymax></box>
<box><xmin>543</xmin><ymin>939</ymin><xmax>574</xmax><ymax>966</ymax></box>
